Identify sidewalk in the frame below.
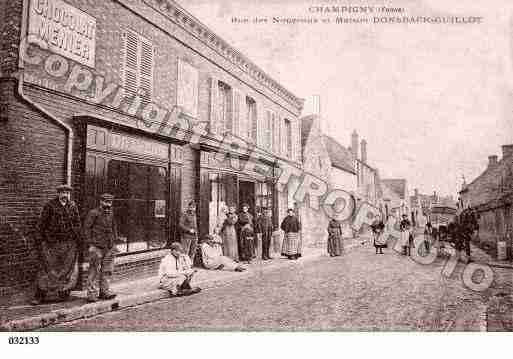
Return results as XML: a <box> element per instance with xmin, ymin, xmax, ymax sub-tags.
<box><xmin>1</xmin><ymin>240</ymin><xmax>363</xmax><ymax>331</ymax></box>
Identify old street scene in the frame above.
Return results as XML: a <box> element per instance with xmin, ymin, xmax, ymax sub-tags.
<box><xmin>0</xmin><ymin>0</ymin><xmax>512</xmax><ymax>332</ymax></box>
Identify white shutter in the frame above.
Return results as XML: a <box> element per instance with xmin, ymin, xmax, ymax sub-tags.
<box><xmin>139</xmin><ymin>38</ymin><xmax>154</xmax><ymax>106</ymax></box>
<box><xmin>209</xmin><ymin>77</ymin><xmax>218</xmax><ymax>134</ymax></box>
<box><xmin>123</xmin><ymin>31</ymin><xmax>139</xmax><ymax>100</ymax></box>
<box><xmin>255</xmin><ymin>102</ymin><xmax>261</xmax><ymax>146</ymax></box>
<box><xmin>232</xmin><ymin>89</ymin><xmax>241</xmax><ymax>137</ymax></box>
<box><xmin>122</xmin><ymin>31</ymin><xmax>153</xmax><ymax>106</ymax></box>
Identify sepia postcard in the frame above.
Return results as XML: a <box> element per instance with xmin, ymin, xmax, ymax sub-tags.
<box><xmin>0</xmin><ymin>0</ymin><xmax>512</xmax><ymax>348</ymax></box>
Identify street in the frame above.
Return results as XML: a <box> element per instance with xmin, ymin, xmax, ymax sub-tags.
<box><xmin>45</xmin><ymin>243</ymin><xmax>503</xmax><ymax>331</ymax></box>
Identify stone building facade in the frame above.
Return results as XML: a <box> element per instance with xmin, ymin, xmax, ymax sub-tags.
<box><xmin>0</xmin><ymin>0</ymin><xmax>303</xmax><ymax>303</ymax></box>
<box><xmin>459</xmin><ymin>145</ymin><xmax>513</xmax><ymax>255</ymax></box>
<box><xmin>348</xmin><ymin>130</ymin><xmax>382</xmax><ymax>210</ymax></box>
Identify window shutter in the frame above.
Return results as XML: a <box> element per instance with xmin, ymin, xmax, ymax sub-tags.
<box><xmin>232</xmin><ymin>89</ymin><xmax>241</xmax><ymax>137</ymax></box>
<box><xmin>139</xmin><ymin>38</ymin><xmax>154</xmax><ymax>106</ymax></box>
<box><xmin>265</xmin><ymin>110</ymin><xmax>272</xmax><ymax>150</ymax></box>
<box><xmin>209</xmin><ymin>77</ymin><xmax>218</xmax><ymax>134</ymax></box>
<box><xmin>123</xmin><ymin>31</ymin><xmax>139</xmax><ymax>100</ymax></box>
<box><xmin>122</xmin><ymin>31</ymin><xmax>153</xmax><ymax>106</ymax></box>
<box><xmin>251</xmin><ymin>101</ymin><xmax>258</xmax><ymax>143</ymax></box>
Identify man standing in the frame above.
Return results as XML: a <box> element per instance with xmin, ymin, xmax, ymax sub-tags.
<box><xmin>180</xmin><ymin>201</ymin><xmax>198</xmax><ymax>262</ymax></box>
<box><xmin>259</xmin><ymin>209</ymin><xmax>273</xmax><ymax>260</ymax></box>
<box><xmin>83</xmin><ymin>193</ymin><xmax>118</xmax><ymax>302</ymax></box>
<box><xmin>34</xmin><ymin>184</ymin><xmax>82</xmax><ymax>304</ymax></box>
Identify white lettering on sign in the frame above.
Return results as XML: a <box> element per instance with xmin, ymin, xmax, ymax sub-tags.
<box><xmin>110</xmin><ymin>133</ymin><xmax>169</xmax><ymax>159</ymax></box>
<box><xmin>28</xmin><ymin>0</ymin><xmax>96</xmax><ymax>67</ymax></box>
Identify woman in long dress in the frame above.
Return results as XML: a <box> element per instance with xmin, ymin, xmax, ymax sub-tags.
<box><xmin>327</xmin><ymin>218</ymin><xmax>343</xmax><ymax>257</ymax></box>
<box><xmin>221</xmin><ymin>206</ymin><xmax>238</xmax><ymax>261</ymax></box>
<box><xmin>281</xmin><ymin>208</ymin><xmax>302</xmax><ymax>260</ymax></box>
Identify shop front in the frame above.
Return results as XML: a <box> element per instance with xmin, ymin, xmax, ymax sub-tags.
<box><xmin>197</xmin><ymin>149</ymin><xmax>278</xmax><ymax>238</ymax></box>
<box><xmin>81</xmin><ymin>119</ymin><xmax>185</xmax><ymax>281</ymax></box>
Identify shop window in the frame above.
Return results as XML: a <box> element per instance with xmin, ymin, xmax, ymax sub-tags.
<box><xmin>104</xmin><ymin>159</ymin><xmax>168</xmax><ymax>254</ymax></box>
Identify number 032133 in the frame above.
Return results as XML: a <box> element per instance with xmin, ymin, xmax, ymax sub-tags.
<box><xmin>8</xmin><ymin>336</ymin><xmax>39</xmax><ymax>344</ymax></box>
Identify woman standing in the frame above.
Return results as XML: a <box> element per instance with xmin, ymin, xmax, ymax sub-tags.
<box><xmin>327</xmin><ymin>218</ymin><xmax>343</xmax><ymax>257</ymax></box>
<box><xmin>281</xmin><ymin>208</ymin><xmax>302</xmax><ymax>260</ymax></box>
<box><xmin>221</xmin><ymin>206</ymin><xmax>238</xmax><ymax>261</ymax></box>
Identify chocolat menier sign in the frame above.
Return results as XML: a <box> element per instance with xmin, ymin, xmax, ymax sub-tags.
<box><xmin>28</xmin><ymin>0</ymin><xmax>97</xmax><ymax>68</ymax></box>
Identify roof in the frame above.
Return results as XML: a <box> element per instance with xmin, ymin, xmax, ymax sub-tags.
<box><xmin>381</xmin><ymin>179</ymin><xmax>407</xmax><ymax>199</ymax></box>
<box><xmin>323</xmin><ymin>135</ymin><xmax>356</xmax><ymax>174</ymax></box>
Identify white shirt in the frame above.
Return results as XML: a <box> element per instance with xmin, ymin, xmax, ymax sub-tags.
<box><xmin>158</xmin><ymin>253</ymin><xmax>193</xmax><ymax>278</ymax></box>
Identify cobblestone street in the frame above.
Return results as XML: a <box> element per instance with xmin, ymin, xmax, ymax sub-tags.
<box><xmin>45</xmin><ymin>242</ymin><xmax>508</xmax><ymax>331</ymax></box>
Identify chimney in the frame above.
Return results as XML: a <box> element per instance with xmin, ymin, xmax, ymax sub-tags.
<box><xmin>351</xmin><ymin>130</ymin><xmax>359</xmax><ymax>160</ymax></box>
<box><xmin>488</xmin><ymin>155</ymin><xmax>498</xmax><ymax>168</ymax></box>
<box><xmin>360</xmin><ymin>139</ymin><xmax>367</xmax><ymax>163</ymax></box>
<box><xmin>502</xmin><ymin>144</ymin><xmax>513</xmax><ymax>159</ymax></box>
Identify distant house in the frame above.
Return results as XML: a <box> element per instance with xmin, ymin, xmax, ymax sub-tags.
<box><xmin>459</xmin><ymin>145</ymin><xmax>513</xmax><ymax>251</ymax></box>
<box><xmin>381</xmin><ymin>179</ymin><xmax>409</xmax><ymax>219</ymax></box>
<box><xmin>323</xmin><ymin>135</ymin><xmax>357</xmax><ymax>194</ymax></box>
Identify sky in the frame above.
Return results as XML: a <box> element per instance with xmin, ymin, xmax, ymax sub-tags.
<box><xmin>178</xmin><ymin>0</ymin><xmax>513</xmax><ymax>198</ymax></box>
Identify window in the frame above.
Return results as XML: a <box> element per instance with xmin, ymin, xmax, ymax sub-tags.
<box><xmin>107</xmin><ymin>160</ymin><xmax>168</xmax><ymax>254</ymax></box>
<box><xmin>123</xmin><ymin>31</ymin><xmax>154</xmax><ymax>106</ymax></box>
<box><xmin>285</xmin><ymin>119</ymin><xmax>292</xmax><ymax>158</ymax></box>
<box><xmin>217</xmin><ymin>81</ymin><xmax>231</xmax><ymax>134</ymax></box>
<box><xmin>177</xmin><ymin>59</ymin><xmax>199</xmax><ymax>117</ymax></box>
<box><xmin>256</xmin><ymin>181</ymin><xmax>272</xmax><ymax>211</ymax></box>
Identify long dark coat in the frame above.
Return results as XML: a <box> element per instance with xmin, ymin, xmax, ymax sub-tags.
<box><xmin>37</xmin><ymin>198</ymin><xmax>82</xmax><ymax>296</ymax></box>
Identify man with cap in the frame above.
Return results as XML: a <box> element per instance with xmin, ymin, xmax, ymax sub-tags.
<box><xmin>158</xmin><ymin>243</ymin><xmax>201</xmax><ymax>296</ymax></box>
<box><xmin>83</xmin><ymin>193</ymin><xmax>118</xmax><ymax>302</ymax></box>
<box><xmin>33</xmin><ymin>184</ymin><xmax>82</xmax><ymax>304</ymax></box>
<box><xmin>179</xmin><ymin>201</ymin><xmax>199</xmax><ymax>262</ymax></box>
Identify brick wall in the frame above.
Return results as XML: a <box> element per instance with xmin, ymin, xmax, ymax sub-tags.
<box><xmin>0</xmin><ymin>0</ymin><xmax>22</xmax><ymax>76</ymax></box>
<box><xmin>0</xmin><ymin>78</ymin><xmax>67</xmax><ymax>304</ymax></box>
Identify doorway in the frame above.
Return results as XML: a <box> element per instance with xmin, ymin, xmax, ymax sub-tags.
<box><xmin>239</xmin><ymin>180</ymin><xmax>256</xmax><ymax>216</ymax></box>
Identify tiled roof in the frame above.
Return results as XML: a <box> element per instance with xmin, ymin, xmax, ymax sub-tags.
<box><xmin>323</xmin><ymin>135</ymin><xmax>356</xmax><ymax>174</ymax></box>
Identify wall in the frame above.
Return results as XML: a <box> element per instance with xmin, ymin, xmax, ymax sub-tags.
<box><xmin>0</xmin><ymin>0</ymin><xmax>303</xmax><ymax>302</ymax></box>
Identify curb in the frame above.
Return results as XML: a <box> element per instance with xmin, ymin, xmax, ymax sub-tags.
<box><xmin>0</xmin><ymin>243</ymin><xmax>361</xmax><ymax>331</ymax></box>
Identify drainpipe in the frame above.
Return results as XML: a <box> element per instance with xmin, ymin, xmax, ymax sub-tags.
<box><xmin>16</xmin><ymin>0</ymin><xmax>74</xmax><ymax>185</ymax></box>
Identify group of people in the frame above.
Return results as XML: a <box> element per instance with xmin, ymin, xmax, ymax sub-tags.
<box><xmin>33</xmin><ymin>185</ymin><xmax>119</xmax><ymax>305</ymax></box>
<box><xmin>370</xmin><ymin>213</ymin><xmax>415</xmax><ymax>255</ymax></box>
<box><xmin>158</xmin><ymin>202</ymin><xmax>303</xmax><ymax>296</ymax></box>
<box><xmin>33</xmin><ymin>185</ymin><xmax>307</xmax><ymax>302</ymax></box>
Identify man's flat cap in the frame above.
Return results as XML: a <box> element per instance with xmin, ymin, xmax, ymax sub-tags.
<box><xmin>56</xmin><ymin>184</ymin><xmax>72</xmax><ymax>192</ymax></box>
<box><xmin>100</xmin><ymin>193</ymin><xmax>114</xmax><ymax>201</ymax></box>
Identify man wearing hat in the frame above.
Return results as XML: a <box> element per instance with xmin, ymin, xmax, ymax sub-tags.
<box><xmin>158</xmin><ymin>242</ymin><xmax>201</xmax><ymax>296</ymax></box>
<box><xmin>33</xmin><ymin>184</ymin><xmax>82</xmax><ymax>304</ymax></box>
<box><xmin>179</xmin><ymin>201</ymin><xmax>199</xmax><ymax>262</ymax></box>
<box><xmin>83</xmin><ymin>193</ymin><xmax>118</xmax><ymax>302</ymax></box>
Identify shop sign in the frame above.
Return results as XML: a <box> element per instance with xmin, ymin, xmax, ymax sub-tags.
<box><xmin>110</xmin><ymin>132</ymin><xmax>169</xmax><ymax>160</ymax></box>
<box><xmin>28</xmin><ymin>0</ymin><xmax>97</xmax><ymax>67</ymax></box>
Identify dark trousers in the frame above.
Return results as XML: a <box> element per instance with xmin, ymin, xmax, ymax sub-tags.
<box><xmin>262</xmin><ymin>231</ymin><xmax>271</xmax><ymax>259</ymax></box>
